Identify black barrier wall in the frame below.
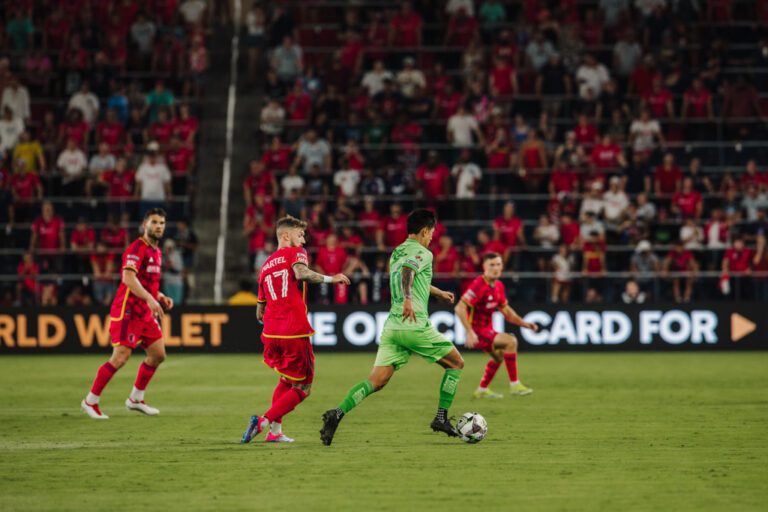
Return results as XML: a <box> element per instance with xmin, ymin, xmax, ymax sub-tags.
<box><xmin>0</xmin><ymin>304</ymin><xmax>763</xmax><ymax>353</ymax></box>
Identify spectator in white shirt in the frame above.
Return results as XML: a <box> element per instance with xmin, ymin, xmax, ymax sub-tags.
<box><xmin>57</xmin><ymin>137</ymin><xmax>88</xmax><ymax>195</ymax></box>
<box><xmin>679</xmin><ymin>218</ymin><xmax>704</xmax><ymax>249</ymax></box>
<box><xmin>580</xmin><ymin>182</ymin><xmax>606</xmax><ymax>219</ymax></box>
<box><xmin>361</xmin><ymin>60</ymin><xmax>393</xmax><ymax>97</ymax></box>
<box><xmin>575</xmin><ymin>53</ymin><xmax>610</xmax><ymax>99</ymax></box>
<box><xmin>396</xmin><ymin>57</ymin><xmax>426</xmax><ymax>98</ymax></box>
<box><xmin>68</xmin><ymin>81</ymin><xmax>99</xmax><ymax>126</ymax></box>
<box><xmin>291</xmin><ymin>129</ymin><xmax>331</xmax><ymax>174</ymax></box>
<box><xmin>1</xmin><ymin>76</ymin><xmax>30</xmax><ymax>124</ymax></box>
<box><xmin>447</xmin><ymin>103</ymin><xmax>485</xmax><ymax>148</ymax></box>
<box><xmin>612</xmin><ymin>32</ymin><xmax>642</xmax><ymax>78</ymax></box>
<box><xmin>271</xmin><ymin>35</ymin><xmax>303</xmax><ymax>84</ymax></box>
<box><xmin>135</xmin><ymin>141</ymin><xmax>172</xmax><ymax>217</ymax></box>
<box><xmin>451</xmin><ymin>150</ymin><xmax>482</xmax><ymax>198</ymax></box>
<box><xmin>602</xmin><ymin>176</ymin><xmax>630</xmax><ymax>229</ymax></box>
<box><xmin>0</xmin><ymin>106</ymin><xmax>24</xmax><ymax>153</ymax></box>
<box><xmin>280</xmin><ymin>166</ymin><xmax>306</xmax><ymax>198</ymax></box>
<box><xmin>446</xmin><ymin>0</ymin><xmax>475</xmax><ymax>16</ymax></box>
<box><xmin>130</xmin><ymin>13</ymin><xmax>157</xmax><ymax>56</ymax></box>
<box><xmin>179</xmin><ymin>0</ymin><xmax>207</xmax><ymax>25</ymax></box>
<box><xmin>334</xmin><ymin>157</ymin><xmax>361</xmax><ymax>199</ymax></box>
<box><xmin>525</xmin><ymin>31</ymin><xmax>556</xmax><ymax>71</ymax></box>
<box><xmin>260</xmin><ymin>97</ymin><xmax>286</xmax><ymax>136</ymax></box>
<box><xmin>629</xmin><ymin>109</ymin><xmax>664</xmax><ymax>158</ymax></box>
<box><xmin>86</xmin><ymin>142</ymin><xmax>117</xmax><ymax>196</ymax></box>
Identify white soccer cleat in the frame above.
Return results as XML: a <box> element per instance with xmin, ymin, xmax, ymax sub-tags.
<box><xmin>81</xmin><ymin>399</ymin><xmax>109</xmax><ymax>419</ymax></box>
<box><xmin>125</xmin><ymin>398</ymin><xmax>159</xmax><ymax>415</ymax></box>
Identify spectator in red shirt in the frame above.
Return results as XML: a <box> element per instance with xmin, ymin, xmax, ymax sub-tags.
<box><xmin>315</xmin><ymin>233</ymin><xmax>349</xmax><ymax>304</ymax></box>
<box><xmin>358</xmin><ymin>196</ymin><xmax>381</xmax><ymax>243</ymax></box>
<box><xmin>16</xmin><ymin>252</ymin><xmax>38</xmax><ymax>305</ymax></box>
<box><xmin>30</xmin><ymin>201</ymin><xmax>65</xmax><ymax>255</ymax></box>
<box><xmin>628</xmin><ymin>55</ymin><xmax>661</xmax><ymax>98</ymax></box>
<box><xmin>285</xmin><ymin>81</ymin><xmax>312</xmax><ymax>127</ymax></box>
<box><xmin>560</xmin><ymin>212</ymin><xmax>582</xmax><ymax>249</ymax></box>
<box><xmin>434</xmin><ymin>234</ymin><xmax>460</xmax><ymax>294</ymax></box>
<box><xmin>654</xmin><ymin>153</ymin><xmax>682</xmax><ymax>198</ymax></box>
<box><xmin>573</xmin><ymin>112</ymin><xmax>599</xmax><ymax>146</ymax></box>
<box><xmin>722</xmin><ymin>235</ymin><xmax>754</xmax><ymax>299</ymax></box>
<box><xmin>389</xmin><ymin>1</ymin><xmax>423</xmax><ymax>48</ymax></box>
<box><xmin>174</xmin><ymin>104</ymin><xmax>199</xmax><ymax>148</ymax></box>
<box><xmin>100</xmin><ymin>214</ymin><xmax>129</xmax><ymax>250</ymax></box>
<box><xmin>663</xmin><ymin>240</ymin><xmax>698</xmax><ymax>302</ymax></box>
<box><xmin>672</xmin><ymin>177</ymin><xmax>703</xmax><ymax>219</ymax></box>
<box><xmin>489</xmin><ymin>55</ymin><xmax>518</xmax><ymax>99</ymax></box>
<box><xmin>640</xmin><ymin>76</ymin><xmax>674</xmax><ymax>119</ymax></box>
<box><xmin>95</xmin><ymin>108</ymin><xmax>125</xmax><ymax>153</ymax></box>
<box><xmin>9</xmin><ymin>160</ymin><xmax>42</xmax><ymax>221</ymax></box>
<box><xmin>339</xmin><ymin>226</ymin><xmax>363</xmax><ymax>252</ymax></box>
<box><xmin>100</xmin><ymin>157</ymin><xmax>135</xmax><ymax>203</ymax></box>
<box><xmin>550</xmin><ymin>159</ymin><xmax>579</xmax><ymax>196</ymax></box>
<box><xmin>459</xmin><ymin>242</ymin><xmax>481</xmax><ymax>293</ymax></box>
<box><xmin>262</xmin><ymin>136</ymin><xmax>291</xmax><ymax>173</ymax></box>
<box><xmin>582</xmin><ymin>230</ymin><xmax>607</xmax><ymax>301</ymax></box>
<box><xmin>243</xmin><ymin>159</ymin><xmax>277</xmax><ymax>207</ymax></box>
<box><xmin>146</xmin><ymin>108</ymin><xmax>174</xmax><ymax>147</ymax></box>
<box><xmin>590</xmin><ymin>133</ymin><xmax>627</xmax><ymax>172</ymax></box>
<box><xmin>753</xmin><ymin>234</ymin><xmax>768</xmax><ymax>300</ymax></box>
<box><xmin>165</xmin><ymin>134</ymin><xmax>195</xmax><ymax>176</ymax></box>
<box><xmin>57</xmin><ymin>108</ymin><xmax>90</xmax><ymax>149</ymax></box>
<box><xmin>91</xmin><ymin>241</ymin><xmax>116</xmax><ymax>305</ymax></box>
<box><xmin>42</xmin><ymin>8</ymin><xmax>70</xmax><ymax>52</ymax></box>
<box><xmin>740</xmin><ymin>159</ymin><xmax>767</xmax><ymax>193</ymax></box>
<box><xmin>444</xmin><ymin>7</ymin><xmax>478</xmax><ymax>47</ymax></box>
<box><xmin>477</xmin><ymin>229</ymin><xmax>507</xmax><ymax>260</ymax></box>
<box><xmin>493</xmin><ymin>201</ymin><xmax>525</xmax><ymax>252</ymax></box>
<box><xmin>376</xmin><ymin>202</ymin><xmax>408</xmax><ymax>250</ymax></box>
<box><xmin>243</xmin><ymin>200</ymin><xmax>275</xmax><ymax>269</ymax></box>
<box><xmin>682</xmin><ymin>77</ymin><xmax>714</xmax><ymax>141</ymax></box>
<box><xmin>432</xmin><ymin>81</ymin><xmax>463</xmax><ymax>120</ymax></box>
<box><xmin>415</xmin><ymin>151</ymin><xmax>450</xmax><ymax>202</ymax></box>
<box><xmin>70</xmin><ymin>216</ymin><xmax>96</xmax><ymax>273</ymax></box>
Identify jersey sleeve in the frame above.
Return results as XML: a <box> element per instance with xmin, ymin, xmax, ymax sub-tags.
<box><xmin>290</xmin><ymin>247</ymin><xmax>310</xmax><ymax>267</ymax></box>
<box><xmin>461</xmin><ymin>277</ymin><xmax>483</xmax><ymax>306</ymax></box>
<box><xmin>257</xmin><ymin>271</ymin><xmax>266</xmax><ymax>303</ymax></box>
<box><xmin>401</xmin><ymin>245</ymin><xmax>427</xmax><ymax>273</ymax></box>
<box><xmin>497</xmin><ymin>281</ymin><xmax>508</xmax><ymax>309</ymax></box>
<box><xmin>122</xmin><ymin>242</ymin><xmax>146</xmax><ymax>273</ymax></box>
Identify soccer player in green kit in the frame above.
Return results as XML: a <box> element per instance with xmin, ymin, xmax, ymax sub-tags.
<box><xmin>320</xmin><ymin>208</ymin><xmax>463</xmax><ymax>446</ymax></box>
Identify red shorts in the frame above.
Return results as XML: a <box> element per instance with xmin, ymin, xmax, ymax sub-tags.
<box><xmin>262</xmin><ymin>335</ymin><xmax>314</xmax><ymax>384</ymax></box>
<box><xmin>110</xmin><ymin>314</ymin><xmax>163</xmax><ymax>349</ymax></box>
<box><xmin>473</xmin><ymin>327</ymin><xmax>498</xmax><ymax>353</ymax></box>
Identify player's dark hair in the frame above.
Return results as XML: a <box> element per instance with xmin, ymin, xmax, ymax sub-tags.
<box><xmin>144</xmin><ymin>208</ymin><xmax>167</xmax><ymax>220</ymax></box>
<box><xmin>276</xmin><ymin>215</ymin><xmax>308</xmax><ymax>234</ymax></box>
<box><xmin>483</xmin><ymin>252</ymin><xmax>502</xmax><ymax>262</ymax></box>
<box><xmin>406</xmin><ymin>208</ymin><xmax>436</xmax><ymax>235</ymax></box>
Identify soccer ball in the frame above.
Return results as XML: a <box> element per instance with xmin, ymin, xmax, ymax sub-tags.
<box><xmin>456</xmin><ymin>412</ymin><xmax>487</xmax><ymax>444</ymax></box>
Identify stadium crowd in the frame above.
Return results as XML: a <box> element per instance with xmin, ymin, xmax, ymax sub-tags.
<box><xmin>245</xmin><ymin>0</ymin><xmax>768</xmax><ymax>305</ymax></box>
<box><xmin>0</xmin><ymin>0</ymin><xmax>208</xmax><ymax>307</ymax></box>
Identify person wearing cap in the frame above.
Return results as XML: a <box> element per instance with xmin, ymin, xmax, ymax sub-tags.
<box><xmin>135</xmin><ymin>141</ymin><xmax>171</xmax><ymax>218</ymax></box>
<box><xmin>396</xmin><ymin>56</ymin><xmax>425</xmax><ymax>99</ymax></box>
<box><xmin>630</xmin><ymin>240</ymin><xmax>660</xmax><ymax>296</ymax></box>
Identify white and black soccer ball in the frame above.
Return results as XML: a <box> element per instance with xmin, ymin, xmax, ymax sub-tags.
<box><xmin>456</xmin><ymin>412</ymin><xmax>487</xmax><ymax>444</ymax></box>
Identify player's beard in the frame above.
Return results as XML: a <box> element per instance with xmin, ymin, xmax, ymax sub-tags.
<box><xmin>147</xmin><ymin>230</ymin><xmax>163</xmax><ymax>243</ymax></box>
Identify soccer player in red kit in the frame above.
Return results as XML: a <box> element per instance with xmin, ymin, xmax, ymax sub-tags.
<box><xmin>241</xmin><ymin>216</ymin><xmax>350</xmax><ymax>443</ymax></box>
<box><xmin>80</xmin><ymin>209</ymin><xmax>173</xmax><ymax>419</ymax></box>
<box><xmin>454</xmin><ymin>252</ymin><xmax>539</xmax><ymax>398</ymax></box>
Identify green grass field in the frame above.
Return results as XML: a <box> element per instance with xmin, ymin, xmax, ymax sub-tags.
<box><xmin>0</xmin><ymin>352</ymin><xmax>766</xmax><ymax>511</ymax></box>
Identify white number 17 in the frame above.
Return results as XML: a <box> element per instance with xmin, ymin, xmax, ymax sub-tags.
<box><xmin>264</xmin><ymin>269</ymin><xmax>289</xmax><ymax>300</ymax></box>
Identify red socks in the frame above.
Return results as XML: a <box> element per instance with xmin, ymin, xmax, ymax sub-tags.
<box><xmin>264</xmin><ymin>387</ymin><xmax>307</xmax><ymax>424</ymax></box>
<box><xmin>503</xmin><ymin>353</ymin><xmax>518</xmax><ymax>382</ymax></box>
<box><xmin>270</xmin><ymin>379</ymin><xmax>293</xmax><ymax>423</ymax></box>
<box><xmin>134</xmin><ymin>362</ymin><xmax>157</xmax><ymax>391</ymax></box>
<box><xmin>90</xmin><ymin>362</ymin><xmax>117</xmax><ymax>396</ymax></box>
<box><xmin>479</xmin><ymin>360</ymin><xmax>501</xmax><ymax>388</ymax></box>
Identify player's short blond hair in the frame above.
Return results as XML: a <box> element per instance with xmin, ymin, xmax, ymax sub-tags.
<box><xmin>276</xmin><ymin>215</ymin><xmax>308</xmax><ymax>237</ymax></box>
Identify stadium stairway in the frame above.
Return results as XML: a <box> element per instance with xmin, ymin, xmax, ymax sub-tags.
<box><xmin>192</xmin><ymin>27</ymin><xmax>263</xmax><ymax>302</ymax></box>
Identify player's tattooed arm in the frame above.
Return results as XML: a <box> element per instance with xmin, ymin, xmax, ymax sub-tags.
<box><xmin>292</xmin><ymin>262</ymin><xmax>329</xmax><ymax>284</ymax></box>
<box><xmin>401</xmin><ymin>267</ymin><xmax>415</xmax><ymax>299</ymax></box>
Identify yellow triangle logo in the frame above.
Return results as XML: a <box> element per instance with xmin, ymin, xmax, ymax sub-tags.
<box><xmin>731</xmin><ymin>313</ymin><xmax>756</xmax><ymax>342</ymax></box>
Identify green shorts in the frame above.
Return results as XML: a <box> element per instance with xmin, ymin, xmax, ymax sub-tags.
<box><xmin>374</xmin><ymin>326</ymin><xmax>455</xmax><ymax>371</ymax></box>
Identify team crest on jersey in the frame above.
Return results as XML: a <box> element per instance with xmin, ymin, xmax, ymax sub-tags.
<box><xmin>128</xmin><ymin>333</ymin><xmax>136</xmax><ymax>343</ymax></box>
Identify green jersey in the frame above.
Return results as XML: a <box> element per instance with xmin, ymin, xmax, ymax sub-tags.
<box><xmin>384</xmin><ymin>238</ymin><xmax>433</xmax><ymax>330</ymax></box>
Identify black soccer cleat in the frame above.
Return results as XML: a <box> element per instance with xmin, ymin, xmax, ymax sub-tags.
<box><xmin>430</xmin><ymin>416</ymin><xmax>459</xmax><ymax>437</ymax></box>
<box><xmin>320</xmin><ymin>409</ymin><xmax>342</xmax><ymax>446</ymax></box>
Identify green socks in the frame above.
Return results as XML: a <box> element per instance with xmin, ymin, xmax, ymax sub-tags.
<box><xmin>338</xmin><ymin>379</ymin><xmax>375</xmax><ymax>414</ymax></box>
<box><xmin>438</xmin><ymin>368</ymin><xmax>462</xmax><ymax>410</ymax></box>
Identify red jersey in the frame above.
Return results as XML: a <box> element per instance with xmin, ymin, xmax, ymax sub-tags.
<box><xmin>574</xmin><ymin>123</ymin><xmax>598</xmax><ymax>145</ymax></box>
<box><xmin>358</xmin><ymin>211</ymin><xmax>380</xmax><ymax>239</ymax></box>
<box><xmin>285</xmin><ymin>93</ymin><xmax>312</xmax><ymax>122</ymax></box>
<box><xmin>58</xmin><ymin>121</ymin><xmax>90</xmax><ymax>147</ymax></box>
<box><xmin>582</xmin><ymin>241</ymin><xmax>605</xmax><ymax>274</ymax></box>
<box><xmin>149</xmin><ymin>121</ymin><xmax>174</xmax><ymax>144</ymax></box>
<box><xmin>684</xmin><ymin>88</ymin><xmax>711</xmax><ymax>118</ymax></box>
<box><xmin>379</xmin><ymin>215</ymin><xmax>408</xmax><ymax>247</ymax></box>
<box><xmin>166</xmin><ymin>147</ymin><xmax>194</xmax><ymax>173</ymax></box>
<box><xmin>673</xmin><ymin>191</ymin><xmax>702</xmax><ymax>218</ymax></box>
<box><xmin>262</xmin><ymin>148</ymin><xmax>291</xmax><ymax>172</ymax></box>
<box><xmin>643</xmin><ymin>89</ymin><xmax>672</xmax><ymax>118</ymax></box>
<box><xmin>667</xmin><ymin>250</ymin><xmax>694</xmax><ymax>272</ymax></box>
<box><xmin>174</xmin><ymin>117</ymin><xmax>199</xmax><ymax>142</ymax></box>
<box><xmin>97</xmin><ymin>121</ymin><xmax>125</xmax><ymax>148</ymax></box>
<box><xmin>724</xmin><ymin>248</ymin><xmax>753</xmax><ymax>274</ymax></box>
<box><xmin>258</xmin><ymin>246</ymin><xmax>314</xmax><ymax>338</ymax></box>
<box><xmin>561</xmin><ymin>221</ymin><xmax>581</xmax><ymax>245</ymax></box>
<box><xmin>32</xmin><ymin>216</ymin><xmax>64</xmax><ymax>250</ymax></box>
<box><xmin>490</xmin><ymin>66</ymin><xmax>515</xmax><ymax>96</ymax></box>
<box><xmin>246</xmin><ymin>201</ymin><xmax>277</xmax><ymax>225</ymax></box>
<box><xmin>590</xmin><ymin>143</ymin><xmax>622</xmax><ymax>170</ymax></box>
<box><xmin>415</xmin><ymin>164</ymin><xmax>450</xmax><ymax>197</ymax></box>
<box><xmin>740</xmin><ymin>172</ymin><xmax>768</xmax><ymax>189</ymax></box>
<box><xmin>316</xmin><ymin>246</ymin><xmax>347</xmax><ymax>274</ymax></box>
<box><xmin>461</xmin><ymin>276</ymin><xmax>508</xmax><ymax>331</ymax></box>
<box><xmin>101</xmin><ymin>227</ymin><xmax>129</xmax><ymax>249</ymax></box>
<box><xmin>110</xmin><ymin>238</ymin><xmax>162</xmax><ymax>321</ymax></box>
<box><xmin>71</xmin><ymin>227</ymin><xmax>95</xmax><ymax>249</ymax></box>
<box><xmin>434</xmin><ymin>92</ymin><xmax>463</xmax><ymax>119</ymax></box>
<box><xmin>494</xmin><ymin>216</ymin><xmax>523</xmax><ymax>247</ymax></box>
<box><xmin>18</xmin><ymin>262</ymin><xmax>38</xmax><ymax>292</ymax></box>
<box><xmin>244</xmin><ymin>171</ymin><xmax>274</xmax><ymax>198</ymax></box>
<box><xmin>91</xmin><ymin>253</ymin><xmax>115</xmax><ymax>282</ymax></box>
<box><xmin>102</xmin><ymin>170</ymin><xmax>135</xmax><ymax>198</ymax></box>
<box><xmin>10</xmin><ymin>172</ymin><xmax>40</xmax><ymax>198</ymax></box>
<box><xmin>390</xmin><ymin>13</ymin><xmax>422</xmax><ymax>47</ymax></box>
<box><xmin>434</xmin><ymin>246</ymin><xmax>460</xmax><ymax>274</ymax></box>
<box><xmin>482</xmin><ymin>240</ymin><xmax>507</xmax><ymax>256</ymax></box>
<box><xmin>551</xmin><ymin>168</ymin><xmax>578</xmax><ymax>193</ymax></box>
<box><xmin>654</xmin><ymin>165</ymin><xmax>682</xmax><ymax>194</ymax></box>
